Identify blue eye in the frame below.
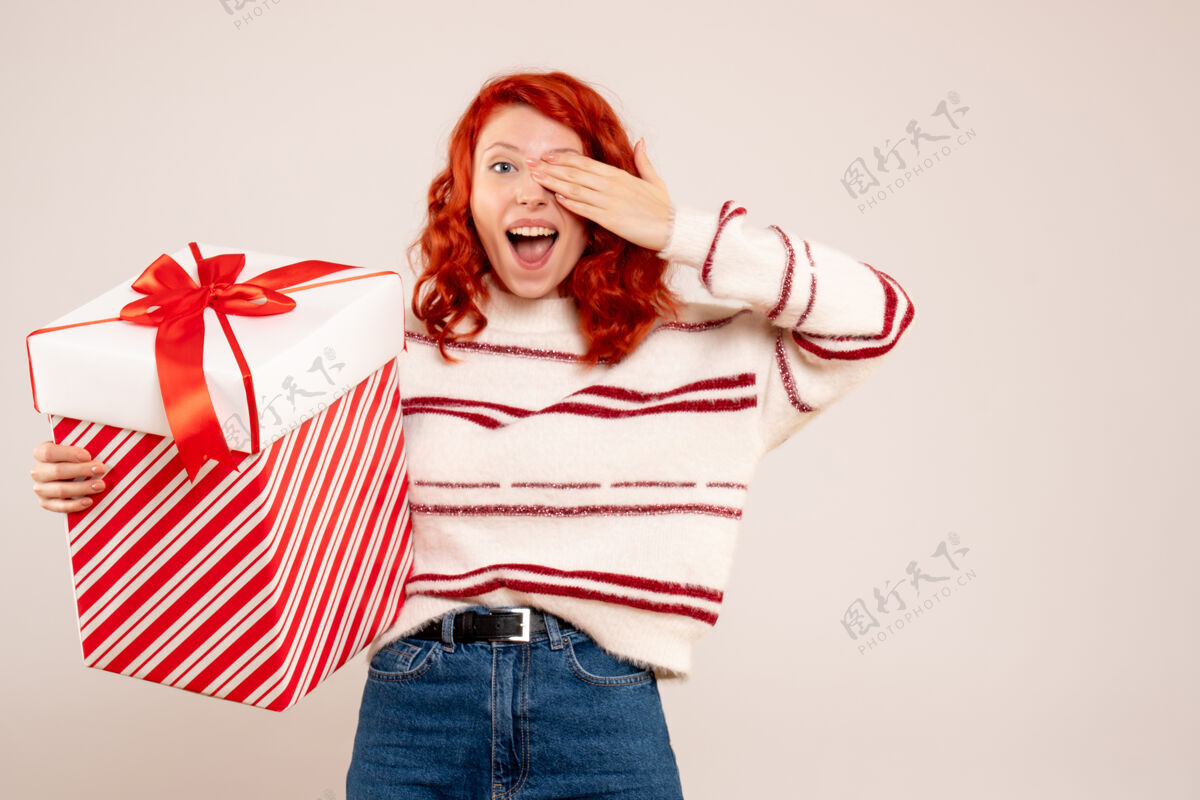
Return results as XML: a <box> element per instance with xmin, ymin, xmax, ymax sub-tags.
<box><xmin>490</xmin><ymin>161</ymin><xmax>515</xmax><ymax>174</ymax></box>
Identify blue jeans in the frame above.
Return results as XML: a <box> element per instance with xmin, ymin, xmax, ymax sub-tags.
<box><xmin>346</xmin><ymin>605</ymin><xmax>685</xmax><ymax>799</ymax></box>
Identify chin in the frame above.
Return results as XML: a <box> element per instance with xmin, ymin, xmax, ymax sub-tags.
<box><xmin>500</xmin><ymin>273</ymin><xmax>562</xmax><ymax>300</ymax></box>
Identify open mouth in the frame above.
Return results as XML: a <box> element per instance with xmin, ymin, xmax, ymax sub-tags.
<box><xmin>506</xmin><ymin>229</ymin><xmax>559</xmax><ymax>269</ymax></box>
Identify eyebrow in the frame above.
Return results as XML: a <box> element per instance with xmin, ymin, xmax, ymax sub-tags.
<box><xmin>482</xmin><ymin>141</ymin><xmax>582</xmax><ymax>156</ymax></box>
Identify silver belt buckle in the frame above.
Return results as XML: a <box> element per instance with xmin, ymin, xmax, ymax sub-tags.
<box><xmin>491</xmin><ymin>607</ymin><xmax>531</xmax><ymax>642</ymax></box>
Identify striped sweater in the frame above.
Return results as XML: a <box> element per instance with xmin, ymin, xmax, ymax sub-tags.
<box><xmin>367</xmin><ymin>201</ymin><xmax>916</xmax><ymax>679</ymax></box>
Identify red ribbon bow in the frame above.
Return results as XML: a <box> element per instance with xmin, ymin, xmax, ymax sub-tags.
<box><xmin>119</xmin><ymin>243</ymin><xmax>360</xmax><ymax>481</ymax></box>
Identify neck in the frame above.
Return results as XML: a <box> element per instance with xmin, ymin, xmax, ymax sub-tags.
<box><xmin>480</xmin><ymin>272</ymin><xmax>579</xmax><ymax>333</ymax></box>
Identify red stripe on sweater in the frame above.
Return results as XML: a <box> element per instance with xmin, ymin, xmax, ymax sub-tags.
<box><xmin>797</xmin><ymin>265</ymin><xmax>903</xmax><ymax>342</ymax></box>
<box><xmin>798</xmin><ymin>265</ymin><xmax>893</xmax><ymax>341</ymax></box>
<box><xmin>415</xmin><ymin>578</ymin><xmax>720</xmax><ymax>625</ymax></box>
<box><xmin>400</xmin><ymin>407</ymin><xmax>504</xmax><ymax>429</ymax></box>
<box><xmin>411</xmin><ymin>479</ymin><xmax>742</xmax><ymax>490</ymax></box>
<box><xmin>404</xmin><ymin>331</ymin><xmax>590</xmax><ymax>363</ymax></box>
<box><xmin>791</xmin><ymin>270</ymin><xmax>915</xmax><ymax>360</ymax></box>
<box><xmin>612</xmin><ymin>481</ymin><xmax>696</xmax><ymax>488</ymax></box>
<box><xmin>537</xmin><ymin>396</ymin><xmax>757</xmax><ymax>419</ymax></box>
<box><xmin>790</xmin><ymin>238</ymin><xmax>819</xmax><ymax>328</ymax></box>
<box><xmin>409</xmin><ymin>502</ymin><xmax>741</xmax><ymax>519</ymax></box>
<box><xmin>408</xmin><ymin>372</ymin><xmax>754</xmax><ymax>415</ymax></box>
<box><xmin>793</xmin><ymin>272</ymin><xmax>818</xmax><ymax>329</ymax></box>
<box><xmin>651</xmin><ymin>311</ymin><xmax>749</xmax><ymax>333</ymax></box>
<box><xmin>766</xmin><ymin>225</ymin><xmax>797</xmax><ymax>322</ymax></box>
<box><xmin>775</xmin><ymin>333</ymin><xmax>814</xmax><ymax>413</ymax></box>
<box><xmin>700</xmin><ymin>201</ymin><xmax>748</xmax><ymax>290</ymax></box>
<box><xmin>403</xmin><ymin>396</ymin><xmax>757</xmax><ymax>429</ymax></box>
<box><xmin>511</xmin><ymin>482</ymin><xmax>602</xmax><ymax>489</ymax></box>
<box><xmin>415</xmin><ymin>480</ymin><xmax>502</xmax><ymax>488</ymax></box>
<box><xmin>404</xmin><ymin>396</ymin><xmax>532</xmax><ymax>417</ymax></box>
<box><xmin>408</xmin><ymin>562</ymin><xmax>724</xmax><ymax>602</ymax></box>
<box><xmin>569</xmin><ymin>372</ymin><xmax>755</xmax><ymax>403</ymax></box>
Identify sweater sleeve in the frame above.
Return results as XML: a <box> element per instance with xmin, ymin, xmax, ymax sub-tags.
<box><xmin>657</xmin><ymin>201</ymin><xmax>916</xmax><ymax>451</ymax></box>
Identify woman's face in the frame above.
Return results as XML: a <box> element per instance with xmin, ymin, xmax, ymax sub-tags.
<box><xmin>470</xmin><ymin>103</ymin><xmax>589</xmax><ymax>299</ymax></box>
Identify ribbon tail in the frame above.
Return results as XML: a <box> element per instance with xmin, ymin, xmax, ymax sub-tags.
<box><xmin>249</xmin><ymin>259</ymin><xmax>363</xmax><ymax>291</ymax></box>
<box><xmin>156</xmin><ymin>314</ymin><xmax>238</xmax><ymax>482</ymax></box>
<box><xmin>214</xmin><ymin>310</ymin><xmax>260</xmax><ymax>453</ymax></box>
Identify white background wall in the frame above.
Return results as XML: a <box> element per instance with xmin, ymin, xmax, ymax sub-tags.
<box><xmin>2</xmin><ymin>0</ymin><xmax>1196</xmax><ymax>797</ymax></box>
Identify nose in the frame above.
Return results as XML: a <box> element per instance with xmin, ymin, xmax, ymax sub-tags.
<box><xmin>515</xmin><ymin>168</ymin><xmax>550</xmax><ymax>207</ymax></box>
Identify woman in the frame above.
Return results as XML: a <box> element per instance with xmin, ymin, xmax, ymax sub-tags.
<box><xmin>31</xmin><ymin>70</ymin><xmax>915</xmax><ymax>798</ymax></box>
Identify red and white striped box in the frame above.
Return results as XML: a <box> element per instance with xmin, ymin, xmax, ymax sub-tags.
<box><xmin>27</xmin><ymin>242</ymin><xmax>414</xmax><ymax>711</ymax></box>
<box><xmin>49</xmin><ymin>357</ymin><xmax>412</xmax><ymax>711</ymax></box>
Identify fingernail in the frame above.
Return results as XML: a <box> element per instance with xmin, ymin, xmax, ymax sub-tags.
<box><xmin>80</xmin><ymin>498</ymin><xmax>92</xmax><ymax>507</ymax></box>
<box><xmin>90</xmin><ymin>464</ymin><xmax>105</xmax><ymax>475</ymax></box>
<box><xmin>543</xmin><ymin>153</ymin><xmax>557</xmax><ymax>162</ymax></box>
<box><xmin>525</xmin><ymin>158</ymin><xmax>537</xmax><ymax>166</ymax></box>
<box><xmin>91</xmin><ymin>481</ymin><xmax>105</xmax><ymax>492</ymax></box>
<box><xmin>531</xmin><ymin>169</ymin><xmax>544</xmax><ymax>179</ymax></box>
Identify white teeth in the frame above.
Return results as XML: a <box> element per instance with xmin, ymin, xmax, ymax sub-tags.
<box><xmin>507</xmin><ymin>226</ymin><xmax>557</xmax><ymax>237</ymax></box>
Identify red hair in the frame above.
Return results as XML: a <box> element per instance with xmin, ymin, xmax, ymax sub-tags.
<box><xmin>409</xmin><ymin>70</ymin><xmax>681</xmax><ymax>366</ymax></box>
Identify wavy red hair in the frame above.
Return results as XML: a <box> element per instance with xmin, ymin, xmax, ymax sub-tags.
<box><xmin>409</xmin><ymin>70</ymin><xmax>681</xmax><ymax>366</ymax></box>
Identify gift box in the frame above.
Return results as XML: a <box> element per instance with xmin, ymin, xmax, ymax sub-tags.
<box><xmin>26</xmin><ymin>242</ymin><xmax>414</xmax><ymax>711</ymax></box>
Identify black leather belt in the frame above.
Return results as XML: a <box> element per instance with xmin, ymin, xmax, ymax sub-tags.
<box><xmin>407</xmin><ymin>607</ymin><xmax>575</xmax><ymax>643</ymax></box>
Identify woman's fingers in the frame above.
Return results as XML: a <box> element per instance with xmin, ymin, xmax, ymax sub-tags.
<box><xmin>30</xmin><ymin>440</ymin><xmax>107</xmax><ymax>514</ymax></box>
<box><xmin>34</xmin><ymin>476</ymin><xmax>105</xmax><ymax>500</ymax></box>
<box><xmin>31</xmin><ymin>440</ymin><xmax>105</xmax><ymax>482</ymax></box>
<box><xmin>529</xmin><ymin>154</ymin><xmax>623</xmax><ymax>204</ymax></box>
<box><xmin>528</xmin><ymin>158</ymin><xmax>608</xmax><ymax>193</ymax></box>
<box><xmin>633</xmin><ymin>138</ymin><xmax>667</xmax><ymax>191</ymax></box>
<box><xmin>30</xmin><ymin>458</ymin><xmax>106</xmax><ymax>484</ymax></box>
<box><xmin>536</xmin><ymin>151</ymin><xmax>618</xmax><ymax>179</ymax></box>
<box><xmin>32</xmin><ymin>440</ymin><xmax>92</xmax><ymax>464</ymax></box>
<box><xmin>37</xmin><ymin>496</ymin><xmax>96</xmax><ymax>513</ymax></box>
<box><xmin>526</xmin><ymin>147</ymin><xmax>672</xmax><ymax>251</ymax></box>
<box><xmin>528</xmin><ymin>165</ymin><xmax>606</xmax><ymax>211</ymax></box>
